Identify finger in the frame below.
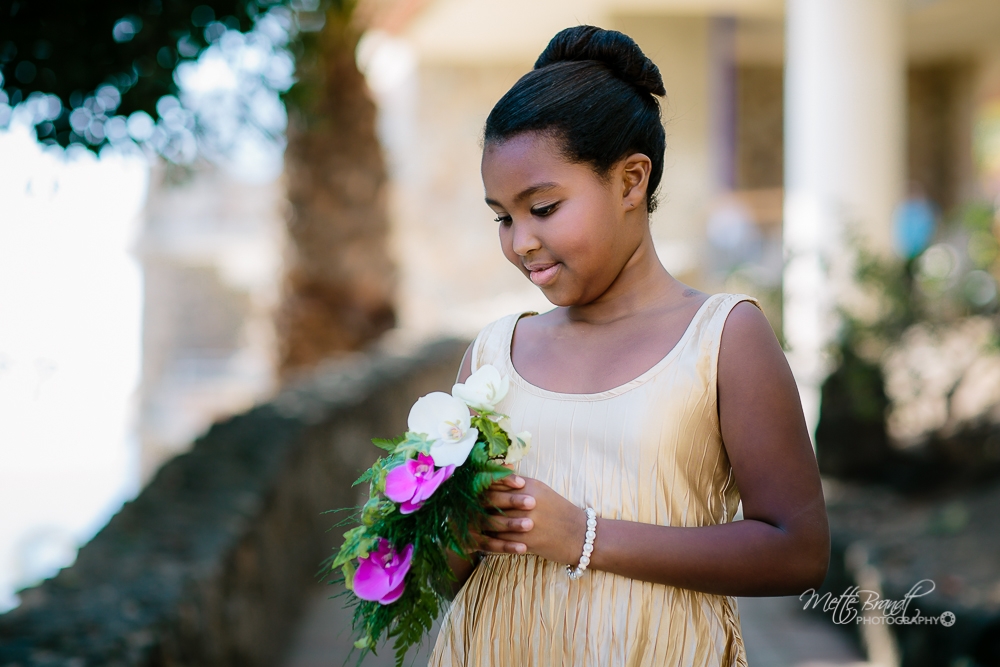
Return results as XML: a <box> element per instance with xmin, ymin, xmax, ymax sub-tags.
<box><xmin>488</xmin><ymin>474</ymin><xmax>525</xmax><ymax>491</ymax></box>
<box><xmin>495</xmin><ymin>531</ymin><xmax>535</xmax><ymax>545</ymax></box>
<box><xmin>482</xmin><ymin>514</ymin><xmax>533</xmax><ymax>533</ymax></box>
<box><xmin>485</xmin><ymin>508</ymin><xmax>529</xmax><ymax>520</ymax></box>
<box><xmin>482</xmin><ymin>491</ymin><xmax>536</xmax><ymax>510</ymax></box>
<box><xmin>470</xmin><ymin>529</ymin><xmax>526</xmax><ymax>554</ymax></box>
<box><xmin>474</xmin><ymin>534</ymin><xmax>527</xmax><ymax>555</ymax></box>
<box><xmin>469</xmin><ymin>531</ymin><xmax>488</xmax><ymax>549</ymax></box>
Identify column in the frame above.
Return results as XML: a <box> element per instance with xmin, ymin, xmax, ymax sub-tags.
<box><xmin>783</xmin><ymin>0</ymin><xmax>906</xmax><ymax>438</ymax></box>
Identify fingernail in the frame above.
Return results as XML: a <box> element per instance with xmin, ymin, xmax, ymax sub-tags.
<box><xmin>515</xmin><ymin>544</ymin><xmax>526</xmax><ymax>553</ymax></box>
<box><xmin>514</xmin><ymin>476</ymin><xmax>524</xmax><ymax>485</ymax></box>
<box><xmin>523</xmin><ymin>496</ymin><xmax>535</xmax><ymax>508</ymax></box>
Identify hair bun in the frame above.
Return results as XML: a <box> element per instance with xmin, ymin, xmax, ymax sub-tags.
<box><xmin>534</xmin><ymin>25</ymin><xmax>666</xmax><ymax>97</ymax></box>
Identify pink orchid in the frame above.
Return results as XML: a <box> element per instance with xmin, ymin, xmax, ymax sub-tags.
<box><xmin>384</xmin><ymin>453</ymin><xmax>455</xmax><ymax>514</ymax></box>
<box><xmin>353</xmin><ymin>539</ymin><xmax>414</xmax><ymax>605</ymax></box>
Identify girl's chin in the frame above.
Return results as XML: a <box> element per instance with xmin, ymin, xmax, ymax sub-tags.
<box><xmin>525</xmin><ymin>267</ymin><xmax>594</xmax><ymax>307</ymax></box>
<box><xmin>537</xmin><ymin>286</ymin><xmax>579</xmax><ymax>308</ymax></box>
<box><xmin>539</xmin><ymin>281</ymin><xmax>606</xmax><ymax>308</ymax></box>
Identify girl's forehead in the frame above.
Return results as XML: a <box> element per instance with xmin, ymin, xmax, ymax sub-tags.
<box><xmin>483</xmin><ymin>133</ymin><xmax>564</xmax><ymax>170</ymax></box>
<box><xmin>482</xmin><ymin>133</ymin><xmax>589</xmax><ymax>197</ymax></box>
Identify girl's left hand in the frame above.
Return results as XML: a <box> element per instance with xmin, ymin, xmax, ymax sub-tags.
<box><xmin>474</xmin><ymin>474</ymin><xmax>588</xmax><ymax>566</ymax></box>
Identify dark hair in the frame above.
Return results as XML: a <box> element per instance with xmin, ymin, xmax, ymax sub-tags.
<box><xmin>484</xmin><ymin>25</ymin><xmax>667</xmax><ymax>212</ymax></box>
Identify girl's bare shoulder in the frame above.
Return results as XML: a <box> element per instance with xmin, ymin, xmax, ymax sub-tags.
<box><xmin>720</xmin><ymin>300</ymin><xmax>776</xmax><ymax>354</ymax></box>
<box><xmin>718</xmin><ymin>300</ymin><xmax>795</xmax><ymax>401</ymax></box>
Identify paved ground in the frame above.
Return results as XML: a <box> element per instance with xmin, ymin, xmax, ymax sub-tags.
<box><xmin>283</xmin><ymin>587</ymin><xmax>867</xmax><ymax>667</ymax></box>
<box><xmin>738</xmin><ymin>596</ymin><xmax>867</xmax><ymax>667</ymax></box>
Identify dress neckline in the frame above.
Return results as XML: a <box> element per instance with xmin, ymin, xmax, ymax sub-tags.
<box><xmin>503</xmin><ymin>293</ymin><xmax>721</xmax><ymax>401</ymax></box>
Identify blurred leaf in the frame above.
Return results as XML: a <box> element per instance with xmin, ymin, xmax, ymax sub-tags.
<box><xmin>0</xmin><ymin>0</ymin><xmax>256</xmax><ymax>144</ymax></box>
<box><xmin>372</xmin><ymin>435</ymin><xmax>406</xmax><ymax>452</ymax></box>
<box><xmin>0</xmin><ymin>0</ymin><xmax>357</xmax><ymax>155</ymax></box>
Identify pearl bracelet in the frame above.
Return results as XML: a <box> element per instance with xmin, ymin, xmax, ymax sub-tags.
<box><xmin>566</xmin><ymin>507</ymin><xmax>597</xmax><ymax>580</ymax></box>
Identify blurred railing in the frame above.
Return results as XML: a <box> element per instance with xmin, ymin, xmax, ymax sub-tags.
<box><xmin>0</xmin><ymin>338</ymin><xmax>466</xmax><ymax>667</ymax></box>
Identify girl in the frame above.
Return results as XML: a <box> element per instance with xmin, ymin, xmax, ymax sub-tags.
<box><xmin>430</xmin><ymin>25</ymin><xmax>830</xmax><ymax>667</ymax></box>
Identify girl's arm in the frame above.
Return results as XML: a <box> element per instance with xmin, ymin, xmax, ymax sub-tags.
<box><xmin>479</xmin><ymin>302</ymin><xmax>831</xmax><ymax>597</ymax></box>
<box><xmin>445</xmin><ymin>549</ymin><xmax>477</xmax><ymax>597</ymax></box>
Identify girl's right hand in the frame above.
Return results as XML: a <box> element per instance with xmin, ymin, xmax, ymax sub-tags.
<box><xmin>472</xmin><ymin>473</ymin><xmax>535</xmax><ymax>554</ymax></box>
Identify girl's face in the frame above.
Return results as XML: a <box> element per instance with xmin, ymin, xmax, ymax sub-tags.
<box><xmin>481</xmin><ymin>131</ymin><xmax>649</xmax><ymax>307</ymax></box>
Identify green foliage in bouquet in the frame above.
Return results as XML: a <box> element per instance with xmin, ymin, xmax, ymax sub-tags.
<box><xmin>324</xmin><ymin>365</ymin><xmax>530</xmax><ymax>666</ymax></box>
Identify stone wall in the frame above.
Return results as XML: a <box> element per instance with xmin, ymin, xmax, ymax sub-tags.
<box><xmin>0</xmin><ymin>339</ymin><xmax>467</xmax><ymax>667</ymax></box>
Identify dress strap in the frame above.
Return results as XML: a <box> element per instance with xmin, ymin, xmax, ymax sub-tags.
<box><xmin>471</xmin><ymin>311</ymin><xmax>538</xmax><ymax>372</ymax></box>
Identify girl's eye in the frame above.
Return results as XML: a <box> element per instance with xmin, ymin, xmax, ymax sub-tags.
<box><xmin>531</xmin><ymin>203</ymin><xmax>557</xmax><ymax>217</ymax></box>
<box><xmin>494</xmin><ymin>214</ymin><xmax>512</xmax><ymax>226</ymax></box>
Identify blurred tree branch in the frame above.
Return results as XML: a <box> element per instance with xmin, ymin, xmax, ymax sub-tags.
<box><xmin>0</xmin><ymin>0</ymin><xmax>260</xmax><ymax>145</ymax></box>
<box><xmin>1</xmin><ymin>0</ymin><xmax>397</xmax><ymax>377</ymax></box>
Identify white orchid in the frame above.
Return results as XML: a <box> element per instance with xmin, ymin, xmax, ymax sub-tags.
<box><xmin>498</xmin><ymin>416</ymin><xmax>532</xmax><ymax>464</ymax></box>
<box><xmin>453</xmin><ymin>364</ymin><xmax>510</xmax><ymax>413</ymax></box>
<box><xmin>407</xmin><ymin>392</ymin><xmax>479</xmax><ymax>467</ymax></box>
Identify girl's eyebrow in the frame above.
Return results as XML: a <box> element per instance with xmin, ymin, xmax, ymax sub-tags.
<box><xmin>485</xmin><ymin>182</ymin><xmax>558</xmax><ymax>208</ymax></box>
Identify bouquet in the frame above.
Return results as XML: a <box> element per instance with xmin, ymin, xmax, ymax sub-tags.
<box><xmin>328</xmin><ymin>364</ymin><xmax>531</xmax><ymax>665</ymax></box>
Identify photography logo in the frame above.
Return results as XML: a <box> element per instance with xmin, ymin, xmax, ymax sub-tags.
<box><xmin>799</xmin><ymin>579</ymin><xmax>956</xmax><ymax>626</ymax></box>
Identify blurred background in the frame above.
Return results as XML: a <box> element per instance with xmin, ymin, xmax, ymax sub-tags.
<box><xmin>2</xmin><ymin>0</ymin><xmax>1000</xmax><ymax>665</ymax></box>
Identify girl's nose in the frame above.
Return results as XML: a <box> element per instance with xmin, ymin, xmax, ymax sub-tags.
<box><xmin>511</xmin><ymin>219</ymin><xmax>542</xmax><ymax>257</ymax></box>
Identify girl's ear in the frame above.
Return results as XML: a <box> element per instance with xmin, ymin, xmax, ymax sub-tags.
<box><xmin>620</xmin><ymin>153</ymin><xmax>652</xmax><ymax>211</ymax></box>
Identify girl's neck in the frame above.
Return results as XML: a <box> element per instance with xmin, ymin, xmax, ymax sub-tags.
<box><xmin>563</xmin><ymin>235</ymin><xmax>683</xmax><ymax>326</ymax></box>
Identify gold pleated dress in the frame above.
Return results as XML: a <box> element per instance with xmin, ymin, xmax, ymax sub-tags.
<box><xmin>429</xmin><ymin>293</ymin><xmax>755</xmax><ymax>667</ymax></box>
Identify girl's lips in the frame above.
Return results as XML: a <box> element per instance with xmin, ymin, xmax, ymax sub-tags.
<box><xmin>528</xmin><ymin>263</ymin><xmax>560</xmax><ymax>286</ymax></box>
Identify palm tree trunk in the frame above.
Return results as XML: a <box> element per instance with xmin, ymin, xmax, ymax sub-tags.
<box><xmin>277</xmin><ymin>8</ymin><xmax>395</xmax><ymax>379</ymax></box>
